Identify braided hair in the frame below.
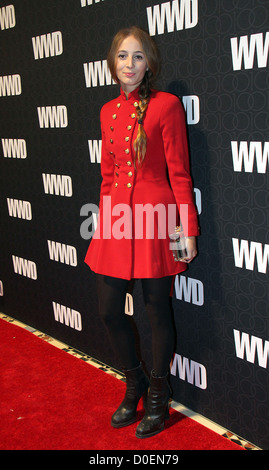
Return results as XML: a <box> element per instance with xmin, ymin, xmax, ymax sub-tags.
<box><xmin>133</xmin><ymin>72</ymin><xmax>151</xmax><ymax>168</ymax></box>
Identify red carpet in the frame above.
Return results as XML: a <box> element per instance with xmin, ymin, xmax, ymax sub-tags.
<box><xmin>0</xmin><ymin>318</ymin><xmax>242</xmax><ymax>451</ymax></box>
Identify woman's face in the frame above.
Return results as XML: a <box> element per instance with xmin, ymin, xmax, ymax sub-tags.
<box><xmin>115</xmin><ymin>35</ymin><xmax>148</xmax><ymax>95</ymax></box>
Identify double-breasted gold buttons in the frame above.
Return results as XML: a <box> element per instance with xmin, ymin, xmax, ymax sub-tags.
<box><xmin>108</xmin><ymin>99</ymin><xmax>137</xmax><ymax>192</ymax></box>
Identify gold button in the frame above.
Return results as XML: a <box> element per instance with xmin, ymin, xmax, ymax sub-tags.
<box><xmin>115</xmin><ymin>163</ymin><xmax>119</xmax><ymax>168</ymax></box>
<box><xmin>127</xmin><ymin>125</ymin><xmax>132</xmax><ymax>130</ymax></box>
<box><xmin>127</xmin><ymin>161</ymin><xmax>132</xmax><ymax>166</ymax></box>
<box><xmin>115</xmin><ymin>172</ymin><xmax>119</xmax><ymax>177</ymax></box>
<box><xmin>110</xmin><ymin>139</ymin><xmax>113</xmax><ymax>143</ymax></box>
<box><xmin>115</xmin><ymin>182</ymin><xmax>118</xmax><ymax>188</ymax></box>
<box><xmin>125</xmin><ymin>136</ymin><xmax>129</xmax><ymax>142</ymax></box>
<box><xmin>117</xmin><ymin>103</ymin><xmax>121</xmax><ymax>108</ymax></box>
<box><xmin>127</xmin><ymin>183</ymin><xmax>132</xmax><ymax>188</ymax></box>
<box><xmin>128</xmin><ymin>171</ymin><xmax>133</xmax><ymax>177</ymax></box>
<box><xmin>134</xmin><ymin>102</ymin><xmax>139</xmax><ymax>107</ymax></box>
<box><xmin>112</xmin><ymin>114</ymin><xmax>117</xmax><ymax>119</ymax></box>
<box><xmin>125</xmin><ymin>149</ymin><xmax>130</xmax><ymax>154</ymax></box>
<box><xmin>110</xmin><ymin>126</ymin><xmax>114</xmax><ymax>131</ymax></box>
<box><xmin>131</xmin><ymin>113</ymin><xmax>136</xmax><ymax>119</ymax></box>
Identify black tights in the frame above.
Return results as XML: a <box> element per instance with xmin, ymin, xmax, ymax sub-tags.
<box><xmin>96</xmin><ymin>274</ymin><xmax>175</xmax><ymax>376</ymax></box>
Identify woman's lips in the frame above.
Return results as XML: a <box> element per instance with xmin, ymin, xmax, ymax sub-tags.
<box><xmin>124</xmin><ymin>73</ymin><xmax>136</xmax><ymax>78</ymax></box>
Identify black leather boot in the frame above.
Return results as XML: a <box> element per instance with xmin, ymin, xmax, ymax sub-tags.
<box><xmin>135</xmin><ymin>370</ymin><xmax>171</xmax><ymax>438</ymax></box>
<box><xmin>111</xmin><ymin>363</ymin><xmax>149</xmax><ymax>428</ymax></box>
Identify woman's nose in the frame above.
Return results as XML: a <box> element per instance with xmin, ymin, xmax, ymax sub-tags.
<box><xmin>126</xmin><ymin>55</ymin><xmax>134</xmax><ymax>68</ymax></box>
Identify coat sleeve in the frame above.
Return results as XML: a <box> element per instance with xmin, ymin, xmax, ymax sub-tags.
<box><xmin>160</xmin><ymin>94</ymin><xmax>199</xmax><ymax>237</ymax></box>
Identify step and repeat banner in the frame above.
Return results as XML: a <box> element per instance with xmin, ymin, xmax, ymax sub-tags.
<box><xmin>0</xmin><ymin>0</ymin><xmax>268</xmax><ymax>449</ymax></box>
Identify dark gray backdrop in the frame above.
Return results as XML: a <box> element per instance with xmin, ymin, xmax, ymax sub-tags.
<box><xmin>1</xmin><ymin>0</ymin><xmax>268</xmax><ymax>449</ymax></box>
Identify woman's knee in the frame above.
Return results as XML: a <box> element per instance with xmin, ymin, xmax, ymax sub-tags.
<box><xmin>96</xmin><ymin>274</ymin><xmax>128</xmax><ymax>325</ymax></box>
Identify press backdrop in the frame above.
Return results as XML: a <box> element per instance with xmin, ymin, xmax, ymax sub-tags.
<box><xmin>1</xmin><ymin>0</ymin><xmax>269</xmax><ymax>449</ymax></box>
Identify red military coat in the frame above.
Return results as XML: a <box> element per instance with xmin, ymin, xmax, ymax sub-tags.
<box><xmin>84</xmin><ymin>87</ymin><xmax>199</xmax><ymax>280</ymax></box>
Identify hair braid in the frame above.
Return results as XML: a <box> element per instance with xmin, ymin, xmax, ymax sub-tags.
<box><xmin>133</xmin><ymin>72</ymin><xmax>151</xmax><ymax>169</ymax></box>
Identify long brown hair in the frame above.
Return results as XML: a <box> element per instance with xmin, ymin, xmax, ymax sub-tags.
<box><xmin>107</xmin><ymin>26</ymin><xmax>160</xmax><ymax>168</ymax></box>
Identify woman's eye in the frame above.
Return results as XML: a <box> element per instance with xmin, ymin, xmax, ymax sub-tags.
<box><xmin>117</xmin><ymin>53</ymin><xmax>144</xmax><ymax>61</ymax></box>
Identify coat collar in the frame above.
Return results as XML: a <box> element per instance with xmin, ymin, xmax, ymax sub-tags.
<box><xmin>120</xmin><ymin>86</ymin><xmax>140</xmax><ymax>103</ymax></box>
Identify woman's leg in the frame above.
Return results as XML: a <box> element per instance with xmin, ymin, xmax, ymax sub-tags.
<box><xmin>96</xmin><ymin>274</ymin><xmax>149</xmax><ymax>428</ymax></box>
<box><xmin>96</xmin><ymin>274</ymin><xmax>139</xmax><ymax>370</ymax></box>
<box><xmin>136</xmin><ymin>276</ymin><xmax>174</xmax><ymax>438</ymax></box>
<box><xmin>141</xmin><ymin>276</ymin><xmax>175</xmax><ymax>376</ymax></box>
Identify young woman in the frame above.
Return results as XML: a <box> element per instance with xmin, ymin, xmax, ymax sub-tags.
<box><xmin>85</xmin><ymin>26</ymin><xmax>199</xmax><ymax>438</ymax></box>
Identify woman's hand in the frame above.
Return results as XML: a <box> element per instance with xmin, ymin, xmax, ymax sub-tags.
<box><xmin>180</xmin><ymin>236</ymin><xmax>197</xmax><ymax>263</ymax></box>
